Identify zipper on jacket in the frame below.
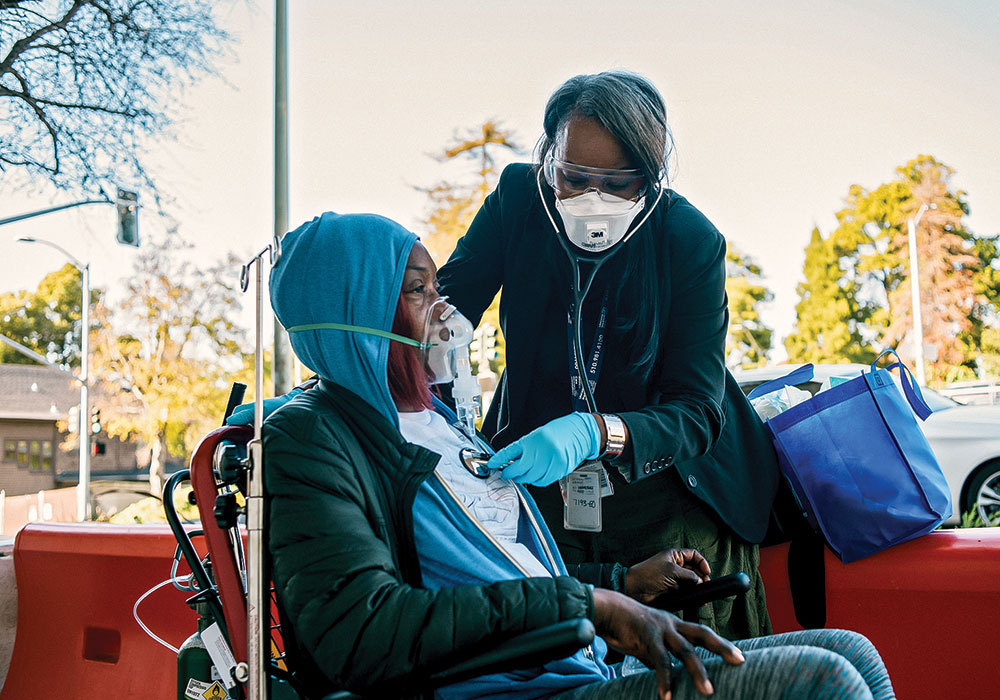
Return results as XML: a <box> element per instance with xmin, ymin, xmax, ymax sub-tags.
<box><xmin>432</xmin><ymin>472</ymin><xmax>533</xmax><ymax>577</ymax></box>
<box><xmin>514</xmin><ymin>487</ymin><xmax>561</xmax><ymax>575</ymax></box>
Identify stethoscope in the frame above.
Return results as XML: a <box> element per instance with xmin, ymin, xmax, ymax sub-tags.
<box><xmin>456</xmin><ymin>425</ymin><xmax>499</xmax><ymax>479</ymax></box>
<box><xmin>535</xmin><ymin>167</ymin><xmax>664</xmax><ymax>413</ymax></box>
<box><xmin>455</xmin><ymin>169</ymin><xmax>664</xmax><ymax>479</ymax></box>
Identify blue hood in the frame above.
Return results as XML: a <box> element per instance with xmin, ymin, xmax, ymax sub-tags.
<box><xmin>269</xmin><ymin>212</ymin><xmax>417</xmax><ymax>426</ymax></box>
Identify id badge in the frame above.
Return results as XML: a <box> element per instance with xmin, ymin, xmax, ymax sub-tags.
<box><xmin>590</xmin><ymin>460</ymin><xmax>615</xmax><ymax>498</ymax></box>
<box><xmin>559</xmin><ymin>461</ymin><xmax>613</xmax><ymax>502</ymax></box>
<box><xmin>563</xmin><ymin>469</ymin><xmax>603</xmax><ymax>532</ymax></box>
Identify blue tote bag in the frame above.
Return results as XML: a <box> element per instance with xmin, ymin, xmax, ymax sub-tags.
<box><xmin>749</xmin><ymin>350</ymin><xmax>952</xmax><ymax>563</ymax></box>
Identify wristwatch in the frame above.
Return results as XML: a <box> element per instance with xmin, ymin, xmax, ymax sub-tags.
<box><xmin>599</xmin><ymin>413</ymin><xmax>627</xmax><ymax>460</ymax></box>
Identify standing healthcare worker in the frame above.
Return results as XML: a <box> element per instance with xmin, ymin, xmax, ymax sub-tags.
<box><xmin>437</xmin><ymin>70</ymin><xmax>781</xmax><ymax>640</ymax></box>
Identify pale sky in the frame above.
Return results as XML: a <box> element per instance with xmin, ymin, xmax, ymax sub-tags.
<box><xmin>3</xmin><ymin>0</ymin><xmax>999</xmax><ymax>362</ymax></box>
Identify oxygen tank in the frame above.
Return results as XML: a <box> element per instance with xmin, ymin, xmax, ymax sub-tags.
<box><xmin>177</xmin><ymin>603</ymin><xmax>230</xmax><ymax>700</ymax></box>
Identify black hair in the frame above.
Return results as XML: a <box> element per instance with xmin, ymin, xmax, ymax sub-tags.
<box><xmin>535</xmin><ymin>71</ymin><xmax>673</xmax><ymax>382</ymax></box>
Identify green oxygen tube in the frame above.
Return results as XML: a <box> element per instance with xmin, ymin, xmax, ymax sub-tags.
<box><xmin>177</xmin><ymin>602</ymin><xmax>230</xmax><ymax>700</ymax></box>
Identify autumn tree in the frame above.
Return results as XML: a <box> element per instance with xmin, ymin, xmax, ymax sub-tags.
<box><xmin>0</xmin><ymin>0</ymin><xmax>231</xmax><ymax>200</ymax></box>
<box><xmin>418</xmin><ymin>121</ymin><xmax>521</xmax><ymax>376</ymax></box>
<box><xmin>725</xmin><ymin>245</ymin><xmax>774</xmax><ymax>368</ymax></box>
<box><xmin>0</xmin><ymin>263</ymin><xmax>98</xmax><ymax>366</ymax></box>
<box><xmin>91</xmin><ymin>234</ymin><xmax>246</xmax><ymax>493</ymax></box>
<box><xmin>786</xmin><ymin>156</ymin><xmax>999</xmax><ymax>383</ymax></box>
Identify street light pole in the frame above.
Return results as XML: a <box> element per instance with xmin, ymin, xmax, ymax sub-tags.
<box><xmin>79</xmin><ymin>262</ymin><xmax>91</xmax><ymax>520</ymax></box>
<box><xmin>17</xmin><ymin>237</ymin><xmax>91</xmax><ymax>521</ymax></box>
<box><xmin>272</xmin><ymin>0</ymin><xmax>293</xmax><ymax>396</ymax></box>
<box><xmin>907</xmin><ymin>203</ymin><xmax>935</xmax><ymax>387</ymax></box>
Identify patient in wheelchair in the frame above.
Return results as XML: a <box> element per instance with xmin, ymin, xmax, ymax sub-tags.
<box><xmin>261</xmin><ymin>211</ymin><xmax>894</xmax><ymax>699</ymax></box>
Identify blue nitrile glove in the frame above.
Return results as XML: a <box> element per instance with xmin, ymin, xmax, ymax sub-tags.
<box><xmin>487</xmin><ymin>412</ymin><xmax>602</xmax><ymax>486</ymax></box>
<box><xmin>225</xmin><ymin>387</ymin><xmax>303</xmax><ymax>426</ymax></box>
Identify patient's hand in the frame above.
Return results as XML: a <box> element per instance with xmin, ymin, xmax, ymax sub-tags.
<box><xmin>626</xmin><ymin>548</ymin><xmax>711</xmax><ymax>605</ymax></box>
<box><xmin>592</xmin><ymin>588</ymin><xmax>742</xmax><ymax>699</ymax></box>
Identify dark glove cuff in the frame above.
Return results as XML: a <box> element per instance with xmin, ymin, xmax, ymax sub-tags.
<box><xmin>569</xmin><ymin>562</ymin><xmax>628</xmax><ymax>593</ymax></box>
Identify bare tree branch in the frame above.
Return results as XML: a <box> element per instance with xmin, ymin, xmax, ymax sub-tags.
<box><xmin>0</xmin><ymin>0</ymin><xmax>233</xmax><ymax>201</ymax></box>
<box><xmin>0</xmin><ymin>1</ymin><xmax>85</xmax><ymax>76</ymax></box>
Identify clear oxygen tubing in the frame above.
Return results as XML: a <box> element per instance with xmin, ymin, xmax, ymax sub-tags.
<box><xmin>535</xmin><ymin>168</ymin><xmax>664</xmax><ymax>413</ymax></box>
<box><xmin>134</xmin><ymin>548</ymin><xmax>204</xmax><ymax>655</ymax></box>
<box><xmin>238</xmin><ymin>236</ymin><xmax>282</xmax><ymax>700</ymax></box>
<box><xmin>134</xmin><ymin>578</ymin><xmax>188</xmax><ymax>654</ymax></box>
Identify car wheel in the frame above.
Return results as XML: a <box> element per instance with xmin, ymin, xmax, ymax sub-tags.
<box><xmin>964</xmin><ymin>460</ymin><xmax>1000</xmax><ymax>526</ymax></box>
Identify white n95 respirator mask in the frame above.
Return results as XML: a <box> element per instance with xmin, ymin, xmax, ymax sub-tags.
<box><xmin>421</xmin><ymin>298</ymin><xmax>475</xmax><ymax>385</ymax></box>
<box><xmin>554</xmin><ymin>190</ymin><xmax>646</xmax><ymax>253</ymax></box>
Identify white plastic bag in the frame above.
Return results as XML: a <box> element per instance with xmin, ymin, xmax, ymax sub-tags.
<box><xmin>750</xmin><ymin>385</ymin><xmax>811</xmax><ymax>420</ymax></box>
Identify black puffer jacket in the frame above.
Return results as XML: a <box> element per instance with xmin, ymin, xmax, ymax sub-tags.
<box><xmin>264</xmin><ymin>379</ymin><xmax>595</xmax><ymax>697</ymax></box>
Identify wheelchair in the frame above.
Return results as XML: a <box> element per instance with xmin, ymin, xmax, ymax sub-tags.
<box><xmin>164</xmin><ymin>384</ymin><xmax>748</xmax><ymax>700</ymax></box>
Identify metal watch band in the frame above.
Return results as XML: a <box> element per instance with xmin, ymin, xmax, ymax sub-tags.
<box><xmin>600</xmin><ymin>413</ymin><xmax>627</xmax><ymax>459</ymax></box>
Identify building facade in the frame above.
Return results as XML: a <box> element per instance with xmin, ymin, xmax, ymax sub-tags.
<box><xmin>0</xmin><ymin>363</ymin><xmax>143</xmax><ymax>498</ymax></box>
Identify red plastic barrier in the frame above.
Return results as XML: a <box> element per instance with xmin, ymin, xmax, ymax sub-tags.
<box><xmin>1</xmin><ymin>523</ymin><xmax>198</xmax><ymax>700</ymax></box>
<box><xmin>760</xmin><ymin>528</ymin><xmax>1000</xmax><ymax>700</ymax></box>
<box><xmin>4</xmin><ymin>517</ymin><xmax>998</xmax><ymax>699</ymax></box>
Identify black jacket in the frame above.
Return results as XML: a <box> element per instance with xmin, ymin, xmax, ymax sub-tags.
<box><xmin>264</xmin><ymin>379</ymin><xmax>594</xmax><ymax>696</ymax></box>
<box><xmin>438</xmin><ymin>163</ymin><xmax>779</xmax><ymax>545</ymax></box>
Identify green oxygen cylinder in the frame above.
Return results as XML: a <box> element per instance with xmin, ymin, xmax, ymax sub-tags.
<box><xmin>177</xmin><ymin>603</ymin><xmax>230</xmax><ymax>700</ymax></box>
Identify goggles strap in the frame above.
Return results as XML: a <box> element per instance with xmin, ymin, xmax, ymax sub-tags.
<box><xmin>285</xmin><ymin>322</ymin><xmax>429</xmax><ymax>349</ymax></box>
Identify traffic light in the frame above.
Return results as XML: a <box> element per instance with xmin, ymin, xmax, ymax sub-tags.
<box><xmin>68</xmin><ymin>405</ymin><xmax>79</xmax><ymax>433</ymax></box>
<box><xmin>90</xmin><ymin>407</ymin><xmax>102</xmax><ymax>435</ymax></box>
<box><xmin>115</xmin><ymin>188</ymin><xmax>139</xmax><ymax>247</ymax></box>
<box><xmin>91</xmin><ymin>441</ymin><xmax>106</xmax><ymax>457</ymax></box>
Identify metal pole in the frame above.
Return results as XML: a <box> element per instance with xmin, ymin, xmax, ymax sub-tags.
<box><xmin>908</xmin><ymin>204</ymin><xmax>929</xmax><ymax>387</ymax></box>
<box><xmin>0</xmin><ymin>200</ymin><xmax>105</xmax><ymax>227</ymax></box>
<box><xmin>246</xmin><ymin>254</ymin><xmax>268</xmax><ymax>700</ymax></box>
<box><xmin>13</xmin><ymin>237</ymin><xmax>92</xmax><ymax>520</ymax></box>
<box><xmin>77</xmin><ymin>264</ymin><xmax>91</xmax><ymax>521</ymax></box>
<box><xmin>272</xmin><ymin>0</ymin><xmax>293</xmax><ymax>395</ymax></box>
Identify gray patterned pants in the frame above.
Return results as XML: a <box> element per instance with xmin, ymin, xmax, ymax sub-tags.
<box><xmin>549</xmin><ymin>629</ymin><xmax>894</xmax><ymax>700</ymax></box>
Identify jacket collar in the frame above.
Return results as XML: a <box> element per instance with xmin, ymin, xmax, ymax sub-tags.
<box><xmin>314</xmin><ymin>378</ymin><xmax>440</xmax><ymax>477</ymax></box>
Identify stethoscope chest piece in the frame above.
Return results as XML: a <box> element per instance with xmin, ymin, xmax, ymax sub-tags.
<box><xmin>460</xmin><ymin>447</ymin><xmax>492</xmax><ymax>479</ymax></box>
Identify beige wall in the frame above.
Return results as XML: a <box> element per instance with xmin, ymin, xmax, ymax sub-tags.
<box><xmin>0</xmin><ymin>420</ymin><xmax>58</xmax><ymax>497</ymax></box>
<box><xmin>1</xmin><ymin>419</ymin><xmax>141</xmax><ymax>499</ymax></box>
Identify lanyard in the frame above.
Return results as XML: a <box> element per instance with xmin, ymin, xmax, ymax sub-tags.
<box><xmin>567</xmin><ymin>288</ymin><xmax>609</xmax><ymax>413</ymax></box>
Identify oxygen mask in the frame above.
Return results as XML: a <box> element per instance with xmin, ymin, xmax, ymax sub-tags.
<box><xmin>421</xmin><ymin>298</ymin><xmax>494</xmax><ymax>478</ymax></box>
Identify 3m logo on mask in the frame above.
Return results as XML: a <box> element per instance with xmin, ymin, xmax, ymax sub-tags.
<box><xmin>553</xmin><ymin>189</ymin><xmax>646</xmax><ymax>254</ymax></box>
<box><xmin>585</xmin><ymin>221</ymin><xmax>609</xmax><ymax>248</ymax></box>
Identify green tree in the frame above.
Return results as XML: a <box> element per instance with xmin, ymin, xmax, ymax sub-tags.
<box><xmin>957</xmin><ymin>232</ymin><xmax>1000</xmax><ymax>380</ymax></box>
<box><xmin>786</xmin><ymin>156</ymin><xmax>998</xmax><ymax>383</ymax></box>
<box><xmin>725</xmin><ymin>245</ymin><xmax>774</xmax><ymax>368</ymax></box>
<box><xmin>419</xmin><ymin>120</ymin><xmax>521</xmax><ymax>377</ymax></box>
<box><xmin>784</xmin><ymin>227</ymin><xmax>876</xmax><ymax>364</ymax></box>
<box><xmin>0</xmin><ymin>263</ymin><xmax>99</xmax><ymax>366</ymax></box>
<box><xmin>879</xmin><ymin>157</ymin><xmax>980</xmax><ymax>382</ymax></box>
<box><xmin>90</xmin><ymin>234</ymin><xmax>246</xmax><ymax>493</ymax></box>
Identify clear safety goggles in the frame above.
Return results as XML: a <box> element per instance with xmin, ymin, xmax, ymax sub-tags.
<box><xmin>543</xmin><ymin>155</ymin><xmax>648</xmax><ymax>200</ymax></box>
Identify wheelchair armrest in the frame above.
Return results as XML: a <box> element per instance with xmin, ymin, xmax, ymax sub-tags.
<box><xmin>428</xmin><ymin>617</ymin><xmax>595</xmax><ymax>689</ymax></box>
<box><xmin>314</xmin><ymin>618</ymin><xmax>595</xmax><ymax>700</ymax></box>
<box><xmin>650</xmin><ymin>572</ymin><xmax>751</xmax><ymax>612</ymax></box>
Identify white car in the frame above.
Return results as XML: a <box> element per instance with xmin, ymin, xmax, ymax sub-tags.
<box><xmin>733</xmin><ymin>363</ymin><xmax>1000</xmax><ymax>526</ymax></box>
